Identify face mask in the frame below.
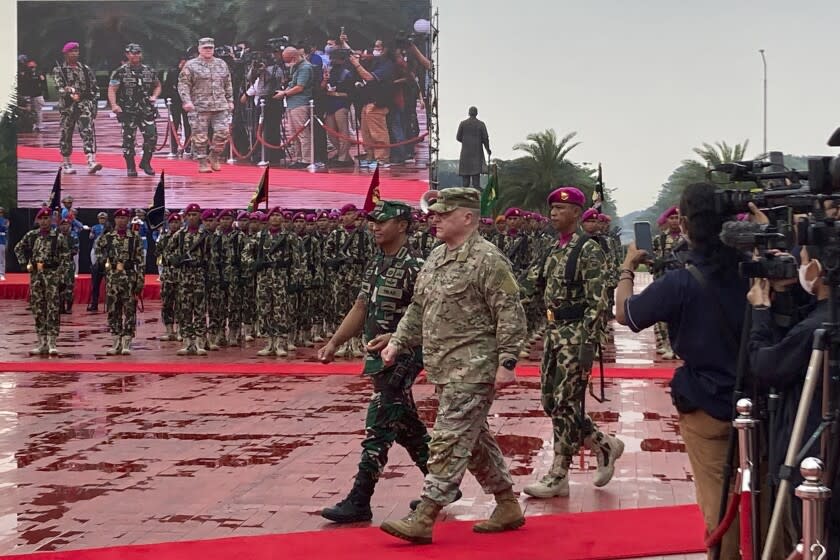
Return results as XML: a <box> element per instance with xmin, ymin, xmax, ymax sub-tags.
<box><xmin>372</xmin><ymin>49</ymin><xmax>383</xmax><ymax>57</ymax></box>
<box><xmin>324</xmin><ymin>45</ymin><xmax>336</xmax><ymax>54</ymax></box>
<box><xmin>798</xmin><ymin>261</ymin><xmax>821</xmax><ymax>295</ymax></box>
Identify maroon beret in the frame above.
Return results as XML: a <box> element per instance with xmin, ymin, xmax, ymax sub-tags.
<box><xmin>339</xmin><ymin>203</ymin><xmax>358</xmax><ymax>215</ymax></box>
<box><xmin>201</xmin><ymin>209</ymin><xmax>217</xmax><ymax>220</ymax></box>
<box><xmin>184</xmin><ymin>203</ymin><xmax>201</xmax><ymax>214</ymax></box>
<box><xmin>113</xmin><ymin>208</ymin><xmax>131</xmax><ymax>218</ymax></box>
<box><xmin>547</xmin><ymin>187</ymin><xmax>586</xmax><ymax>207</ymax></box>
<box><xmin>237</xmin><ymin>211</ymin><xmax>250</xmax><ymax>221</ymax></box>
<box><xmin>581</xmin><ymin>208</ymin><xmax>599</xmax><ymax>222</ymax></box>
<box><xmin>503</xmin><ymin>207</ymin><xmax>523</xmax><ymax>219</ymax></box>
<box><xmin>218</xmin><ymin>209</ymin><xmax>235</xmax><ymax>219</ymax></box>
<box><xmin>35</xmin><ymin>208</ymin><xmax>51</xmax><ymax>219</ymax></box>
<box><xmin>167</xmin><ymin>213</ymin><xmax>182</xmax><ymax>223</ymax></box>
<box><xmin>267</xmin><ymin>206</ymin><xmax>284</xmax><ymax>217</ymax></box>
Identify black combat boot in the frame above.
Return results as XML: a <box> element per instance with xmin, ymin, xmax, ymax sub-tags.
<box><xmin>125</xmin><ymin>155</ymin><xmax>137</xmax><ymax>177</ymax></box>
<box><xmin>321</xmin><ymin>471</ymin><xmax>375</xmax><ymax>523</ymax></box>
<box><xmin>139</xmin><ymin>151</ymin><xmax>155</xmax><ymax>176</ymax></box>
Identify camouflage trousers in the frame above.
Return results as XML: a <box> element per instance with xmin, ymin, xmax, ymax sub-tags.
<box><xmin>541</xmin><ymin>324</ymin><xmax>608</xmax><ymax>471</ymax></box>
<box><xmin>256</xmin><ymin>268</ymin><xmax>290</xmax><ymax>337</ymax></box>
<box><xmin>206</xmin><ymin>277</ymin><xmax>224</xmax><ymax>332</ymax></box>
<box><xmin>422</xmin><ymin>382</ymin><xmax>514</xmax><ymax>505</ymax></box>
<box><xmin>159</xmin><ymin>274</ymin><xmax>177</xmax><ymax>326</ymax></box>
<box><xmin>29</xmin><ymin>270</ymin><xmax>61</xmax><ymax>336</ymax></box>
<box><xmin>60</xmin><ymin>265</ymin><xmax>75</xmax><ymax>308</ymax></box>
<box><xmin>331</xmin><ymin>266</ymin><xmax>363</xmax><ymax>318</ymax></box>
<box><xmin>359</xmin><ymin>359</ymin><xmax>430</xmax><ymax>479</ymax></box>
<box><xmin>59</xmin><ymin>101</ymin><xmax>96</xmax><ymax>156</ymax></box>
<box><xmin>176</xmin><ymin>268</ymin><xmax>207</xmax><ymax>339</ymax></box>
<box><xmin>240</xmin><ymin>274</ymin><xmax>257</xmax><ymax>329</ymax></box>
<box><xmin>188</xmin><ymin>109</ymin><xmax>230</xmax><ymax>157</ymax></box>
<box><xmin>120</xmin><ymin>112</ymin><xmax>157</xmax><ymax>157</ymax></box>
<box><xmin>524</xmin><ymin>296</ymin><xmax>545</xmax><ymax>337</ymax></box>
<box><xmin>220</xmin><ymin>277</ymin><xmax>242</xmax><ymax>335</ymax></box>
<box><xmin>106</xmin><ymin>271</ymin><xmax>139</xmax><ymax>337</ymax></box>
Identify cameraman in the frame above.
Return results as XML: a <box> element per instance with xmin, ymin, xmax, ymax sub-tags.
<box><xmin>348</xmin><ymin>41</ymin><xmax>397</xmax><ymax>168</ymax></box>
<box><xmin>243</xmin><ymin>45</ymin><xmax>289</xmax><ymax>164</ymax></box>
<box><xmin>324</xmin><ymin>48</ymin><xmax>357</xmax><ymax>167</ymax></box>
<box><xmin>616</xmin><ymin>182</ymin><xmax>750</xmax><ymax>559</ymax></box>
<box><xmin>274</xmin><ymin>47</ymin><xmax>313</xmax><ymax>169</ymax></box>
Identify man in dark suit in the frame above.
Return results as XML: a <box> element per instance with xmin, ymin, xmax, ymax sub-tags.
<box><xmin>456</xmin><ymin>106</ymin><xmax>491</xmax><ymax>188</ymax></box>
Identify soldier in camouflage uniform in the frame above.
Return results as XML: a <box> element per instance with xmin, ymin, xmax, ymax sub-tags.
<box><xmin>201</xmin><ymin>210</ymin><xmax>225</xmax><ymax>350</ymax></box>
<box><xmin>178</xmin><ymin>37</ymin><xmax>234</xmax><ymax>173</ymax></box>
<box><xmin>319</xmin><ymin>201</ymin><xmax>432</xmax><ymax>524</ymax></box>
<box><xmin>410</xmin><ymin>215</ymin><xmax>438</xmax><ymax>259</ymax></box>
<box><xmin>217</xmin><ymin>210</ymin><xmax>246</xmax><ymax>346</ymax></box>
<box><xmin>53</xmin><ymin>42</ymin><xmax>102</xmax><ymax>175</ymax></box>
<box><xmin>57</xmin><ymin>219</ymin><xmax>78</xmax><ymax>314</ymax></box>
<box><xmin>291</xmin><ymin>213</ymin><xmax>322</xmax><ymax>347</ymax></box>
<box><xmin>107</xmin><ymin>43</ymin><xmax>161</xmax><ymax>177</ymax></box>
<box><xmin>241</xmin><ymin>212</ymin><xmax>263</xmax><ymax>341</ymax></box>
<box><xmin>96</xmin><ymin>208</ymin><xmax>144</xmax><ymax>355</ymax></box>
<box><xmin>243</xmin><ymin>206</ymin><xmax>302</xmax><ymax>357</ymax></box>
<box><xmin>324</xmin><ymin>204</ymin><xmax>372</xmax><ymax>358</ymax></box>
<box><xmin>520</xmin><ymin>187</ymin><xmax>624</xmax><ymax>499</ymax></box>
<box><xmin>651</xmin><ymin>207</ymin><xmax>684</xmax><ymax>360</ymax></box>
<box><xmin>380</xmin><ymin>188</ymin><xmax>527</xmax><ymax>545</ymax></box>
<box><xmin>15</xmin><ymin>208</ymin><xmax>72</xmax><ymax>355</ymax></box>
<box><xmin>168</xmin><ymin>203</ymin><xmax>211</xmax><ymax>355</ymax></box>
<box><xmin>156</xmin><ymin>212</ymin><xmax>182</xmax><ymax>341</ymax></box>
<box><xmin>312</xmin><ymin>211</ymin><xmax>333</xmax><ymax>342</ymax></box>
<box><xmin>581</xmin><ymin>209</ymin><xmax>614</xmax><ymax>344</ymax></box>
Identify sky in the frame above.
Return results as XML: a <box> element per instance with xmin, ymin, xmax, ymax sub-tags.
<box><xmin>1</xmin><ymin>1</ymin><xmax>839</xmax><ymax>215</ymax></box>
<box><xmin>434</xmin><ymin>0</ymin><xmax>840</xmax><ymax>215</ymax></box>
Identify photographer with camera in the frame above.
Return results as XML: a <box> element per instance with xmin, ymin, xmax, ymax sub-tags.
<box><xmin>242</xmin><ymin>44</ymin><xmax>290</xmax><ymax>164</ymax></box>
<box><xmin>162</xmin><ymin>55</ymin><xmax>192</xmax><ymax>156</ymax></box>
<box><xmin>616</xmin><ymin>183</ymin><xmax>751</xmax><ymax>559</ymax></box>
<box><xmin>274</xmin><ymin>47</ymin><xmax>314</xmax><ymax>169</ymax></box>
<box><xmin>348</xmin><ymin>40</ymin><xmax>397</xmax><ymax>169</ymax></box>
<box><xmin>17</xmin><ymin>55</ymin><xmax>48</xmax><ymax>132</ymax></box>
<box><xmin>323</xmin><ymin>47</ymin><xmax>357</xmax><ymax>167</ymax></box>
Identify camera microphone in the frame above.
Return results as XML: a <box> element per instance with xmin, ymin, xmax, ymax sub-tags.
<box><xmin>720</xmin><ymin>220</ymin><xmax>766</xmax><ymax>250</ymax></box>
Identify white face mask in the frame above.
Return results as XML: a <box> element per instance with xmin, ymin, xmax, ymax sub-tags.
<box><xmin>372</xmin><ymin>48</ymin><xmax>383</xmax><ymax>57</ymax></box>
<box><xmin>798</xmin><ymin>260</ymin><xmax>821</xmax><ymax>295</ymax></box>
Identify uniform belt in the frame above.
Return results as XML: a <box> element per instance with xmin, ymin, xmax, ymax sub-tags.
<box><xmin>546</xmin><ymin>305</ymin><xmax>585</xmax><ymax>323</ymax></box>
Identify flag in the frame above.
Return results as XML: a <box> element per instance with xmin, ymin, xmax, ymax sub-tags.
<box><xmin>363</xmin><ymin>163</ymin><xmax>381</xmax><ymax>212</ymax></box>
<box><xmin>248</xmin><ymin>166</ymin><xmax>269</xmax><ymax>212</ymax></box>
<box><xmin>147</xmin><ymin>171</ymin><xmax>166</xmax><ymax>230</ymax></box>
<box><xmin>480</xmin><ymin>165</ymin><xmax>498</xmax><ymax>217</ymax></box>
<box><xmin>48</xmin><ymin>167</ymin><xmax>61</xmax><ymax>212</ymax></box>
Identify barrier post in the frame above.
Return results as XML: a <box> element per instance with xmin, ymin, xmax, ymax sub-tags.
<box><xmin>257</xmin><ymin>99</ymin><xmax>268</xmax><ymax>167</ymax></box>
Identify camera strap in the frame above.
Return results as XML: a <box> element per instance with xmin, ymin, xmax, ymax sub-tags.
<box><xmin>686</xmin><ymin>264</ymin><xmax>739</xmax><ymax>353</ymax></box>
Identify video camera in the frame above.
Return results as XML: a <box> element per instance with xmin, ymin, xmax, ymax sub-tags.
<box><xmin>394</xmin><ymin>30</ymin><xmax>416</xmax><ymax>48</ymax></box>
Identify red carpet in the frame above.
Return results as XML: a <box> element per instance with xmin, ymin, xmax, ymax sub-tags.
<box><xmin>18</xmin><ymin>146</ymin><xmax>429</xmax><ymax>203</ymax></box>
<box><xmin>0</xmin><ymin>273</ymin><xmax>161</xmax><ymax>303</ymax></box>
<box><xmin>0</xmin><ymin>505</ymin><xmax>705</xmax><ymax>560</ymax></box>
<box><xmin>0</xmin><ymin>360</ymin><xmax>674</xmax><ymax>379</ymax></box>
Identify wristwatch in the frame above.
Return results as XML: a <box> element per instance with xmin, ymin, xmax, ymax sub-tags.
<box><xmin>501</xmin><ymin>358</ymin><xmax>518</xmax><ymax>370</ymax></box>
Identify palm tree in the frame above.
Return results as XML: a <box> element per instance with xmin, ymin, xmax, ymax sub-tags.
<box><xmin>692</xmin><ymin>140</ymin><xmax>750</xmax><ymax>168</ymax></box>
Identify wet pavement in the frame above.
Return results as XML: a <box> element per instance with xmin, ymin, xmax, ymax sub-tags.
<box><xmin>0</xmin><ymin>274</ymin><xmax>703</xmax><ymax>559</ymax></box>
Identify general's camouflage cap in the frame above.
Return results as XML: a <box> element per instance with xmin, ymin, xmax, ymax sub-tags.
<box><xmin>198</xmin><ymin>37</ymin><xmax>215</xmax><ymax>47</ymax></box>
<box><xmin>368</xmin><ymin>200</ymin><xmax>412</xmax><ymax>223</ymax></box>
<box><xmin>427</xmin><ymin>188</ymin><xmax>480</xmax><ymax>214</ymax></box>
<box><xmin>125</xmin><ymin>43</ymin><xmax>143</xmax><ymax>54</ymax></box>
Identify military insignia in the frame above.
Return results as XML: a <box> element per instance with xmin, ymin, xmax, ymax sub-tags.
<box><xmin>560</xmin><ymin>192</ymin><xmax>569</xmax><ymax>201</ymax></box>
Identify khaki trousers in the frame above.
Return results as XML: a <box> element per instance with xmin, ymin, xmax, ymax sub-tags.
<box><xmin>361</xmin><ymin>103</ymin><xmax>389</xmax><ymax>162</ymax></box>
<box><xmin>286</xmin><ymin>105</ymin><xmax>312</xmax><ymax>163</ymax></box>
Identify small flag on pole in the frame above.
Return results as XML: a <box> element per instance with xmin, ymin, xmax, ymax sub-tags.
<box><xmin>480</xmin><ymin>165</ymin><xmax>498</xmax><ymax>217</ymax></box>
<box><xmin>147</xmin><ymin>171</ymin><xmax>166</xmax><ymax>230</ymax></box>
<box><xmin>363</xmin><ymin>163</ymin><xmax>381</xmax><ymax>212</ymax></box>
<box><xmin>48</xmin><ymin>167</ymin><xmax>61</xmax><ymax>213</ymax></box>
<box><xmin>248</xmin><ymin>166</ymin><xmax>269</xmax><ymax>212</ymax></box>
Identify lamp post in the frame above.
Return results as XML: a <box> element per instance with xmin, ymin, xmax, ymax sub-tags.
<box><xmin>759</xmin><ymin>49</ymin><xmax>767</xmax><ymax>155</ymax></box>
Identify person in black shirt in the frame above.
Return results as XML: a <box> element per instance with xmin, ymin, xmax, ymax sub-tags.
<box><xmin>162</xmin><ymin>55</ymin><xmax>192</xmax><ymax>156</ymax></box>
<box><xmin>615</xmin><ymin>183</ymin><xmax>750</xmax><ymax>559</ymax></box>
<box><xmin>17</xmin><ymin>55</ymin><xmax>48</xmax><ymax>132</ymax></box>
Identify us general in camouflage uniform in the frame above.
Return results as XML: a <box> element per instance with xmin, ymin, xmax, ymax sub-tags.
<box><xmin>520</xmin><ymin>187</ymin><xmax>624</xmax><ymax>499</ymax></box>
<box><xmin>53</xmin><ymin>42</ymin><xmax>102</xmax><ymax>175</ymax></box>
<box><xmin>177</xmin><ymin>37</ymin><xmax>233</xmax><ymax>173</ymax></box>
<box><xmin>96</xmin><ymin>209</ymin><xmax>144</xmax><ymax>355</ymax></box>
<box><xmin>321</xmin><ymin>201</ymin><xmax>431</xmax><ymax>524</ymax></box>
<box><xmin>108</xmin><ymin>43</ymin><xmax>160</xmax><ymax>177</ymax></box>
<box><xmin>15</xmin><ymin>209</ymin><xmax>72</xmax><ymax>355</ymax></box>
<box><xmin>381</xmin><ymin>188</ymin><xmax>527</xmax><ymax>545</ymax></box>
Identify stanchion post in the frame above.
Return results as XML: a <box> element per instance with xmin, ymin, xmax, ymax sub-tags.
<box><xmin>257</xmin><ymin>99</ymin><xmax>268</xmax><ymax>167</ymax></box>
<box><xmin>795</xmin><ymin>458</ymin><xmax>831</xmax><ymax>560</ymax></box>
<box><xmin>166</xmin><ymin>98</ymin><xmax>178</xmax><ymax>158</ymax></box>
<box><xmin>734</xmin><ymin>398</ymin><xmax>759</xmax><ymax>560</ymax></box>
<box><xmin>307</xmin><ymin>99</ymin><xmax>317</xmax><ymax>172</ymax></box>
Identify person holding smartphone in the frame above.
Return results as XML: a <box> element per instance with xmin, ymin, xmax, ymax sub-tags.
<box><xmin>616</xmin><ymin>183</ymin><xmax>752</xmax><ymax>559</ymax></box>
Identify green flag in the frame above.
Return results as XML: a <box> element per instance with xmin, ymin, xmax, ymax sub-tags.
<box><xmin>480</xmin><ymin>167</ymin><xmax>498</xmax><ymax>217</ymax></box>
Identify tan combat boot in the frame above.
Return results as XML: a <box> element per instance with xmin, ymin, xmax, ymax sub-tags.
<box><xmin>177</xmin><ymin>338</ymin><xmax>193</xmax><ymax>356</ymax></box>
<box><xmin>380</xmin><ymin>498</ymin><xmax>442</xmax><ymax>544</ymax></box>
<box><xmin>106</xmin><ymin>336</ymin><xmax>122</xmax><ymax>356</ymax></box>
<box><xmin>159</xmin><ymin>324</ymin><xmax>175</xmax><ymax>341</ymax></box>
<box><xmin>209</xmin><ymin>152</ymin><xmax>222</xmax><ymax>172</ymax></box>
<box><xmin>86</xmin><ymin>153</ymin><xmax>102</xmax><ymax>174</ymax></box>
<box><xmin>275</xmin><ymin>337</ymin><xmax>288</xmax><ymax>357</ymax></box>
<box><xmin>30</xmin><ymin>335</ymin><xmax>47</xmax><ymax>355</ymax></box>
<box><xmin>473</xmin><ymin>488</ymin><xmax>525</xmax><ymax>533</ymax></box>
<box><xmin>121</xmin><ymin>336</ymin><xmax>132</xmax><ymax>355</ymax></box>
<box><xmin>47</xmin><ymin>336</ymin><xmax>59</xmax><ymax>355</ymax></box>
<box><xmin>206</xmin><ymin>332</ymin><xmax>220</xmax><ymax>351</ymax></box>
<box><xmin>195</xmin><ymin>336</ymin><xmax>208</xmax><ymax>356</ymax></box>
<box><xmin>257</xmin><ymin>337</ymin><xmax>276</xmax><ymax>356</ymax></box>
<box><xmin>585</xmin><ymin>433</ymin><xmax>625</xmax><ymax>487</ymax></box>
<box><xmin>523</xmin><ymin>462</ymin><xmax>570</xmax><ymax>498</ymax></box>
<box><xmin>198</xmin><ymin>157</ymin><xmax>212</xmax><ymax>173</ymax></box>
<box><xmin>244</xmin><ymin>325</ymin><xmax>254</xmax><ymax>342</ymax></box>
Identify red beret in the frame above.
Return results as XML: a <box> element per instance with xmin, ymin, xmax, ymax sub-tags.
<box><xmin>293</xmin><ymin>212</ymin><xmax>306</xmax><ymax>221</ymax></box>
<box><xmin>267</xmin><ymin>206</ymin><xmax>284</xmax><ymax>217</ymax></box>
<box><xmin>317</xmin><ymin>211</ymin><xmax>330</xmax><ymax>220</ymax></box>
<box><xmin>305</xmin><ymin>213</ymin><xmax>317</xmax><ymax>223</ymax></box>
<box><xmin>340</xmin><ymin>203</ymin><xmax>358</xmax><ymax>215</ymax></box>
<box><xmin>218</xmin><ymin>209</ymin><xmax>234</xmax><ymax>219</ymax></box>
<box><xmin>113</xmin><ymin>208</ymin><xmax>131</xmax><ymax>218</ymax></box>
<box><xmin>59</xmin><ymin>218</ymin><xmax>70</xmax><ymax>225</ymax></box>
<box><xmin>249</xmin><ymin>211</ymin><xmax>264</xmax><ymax>221</ymax></box>
<box><xmin>167</xmin><ymin>213</ymin><xmax>182</xmax><ymax>223</ymax></box>
<box><xmin>657</xmin><ymin>206</ymin><xmax>679</xmax><ymax>226</ymax></box>
<box><xmin>503</xmin><ymin>207</ymin><xmax>523</xmax><ymax>219</ymax></box>
<box><xmin>547</xmin><ymin>187</ymin><xmax>586</xmax><ymax>207</ymax></box>
<box><xmin>35</xmin><ymin>208</ymin><xmax>51</xmax><ymax>219</ymax></box>
<box><xmin>184</xmin><ymin>203</ymin><xmax>201</xmax><ymax>214</ymax></box>
<box><xmin>581</xmin><ymin>208</ymin><xmax>599</xmax><ymax>222</ymax></box>
<box><xmin>237</xmin><ymin>211</ymin><xmax>250</xmax><ymax>221</ymax></box>
<box><xmin>201</xmin><ymin>209</ymin><xmax>217</xmax><ymax>220</ymax></box>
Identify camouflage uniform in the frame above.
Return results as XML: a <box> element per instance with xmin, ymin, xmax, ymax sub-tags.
<box><xmin>15</xmin><ymin>227</ymin><xmax>71</xmax><ymax>350</ymax></box>
<box><xmin>59</xmin><ymin>233</ymin><xmax>79</xmax><ymax>311</ymax></box>
<box><xmin>177</xmin><ymin>53</ymin><xmax>233</xmax><ymax>162</ymax></box>
<box><xmin>521</xmin><ymin>228</ymin><xmax>616</xmax><ymax>482</ymax></box>
<box><xmin>96</xmin><ymin>228</ymin><xmax>144</xmax><ymax>344</ymax></box>
<box><xmin>295</xmin><ymin>228</ymin><xmax>323</xmax><ymax>343</ymax></box>
<box><xmin>109</xmin><ymin>62</ymin><xmax>159</xmax><ymax>161</ymax></box>
<box><xmin>155</xmin><ymin>228</ymin><xmax>179</xmax><ymax>335</ymax></box>
<box><xmin>325</xmin><ymin>225</ymin><xmax>371</xmax><ymax>354</ymax></box>
<box><xmin>205</xmin><ymin>230</ymin><xmax>225</xmax><ymax>345</ymax></box>
<box><xmin>391</xmin><ymin>229</ymin><xmax>527</xmax><ymax>506</ymax></box>
<box><xmin>168</xmin><ymin>227</ymin><xmax>210</xmax><ymax>344</ymax></box>
<box><xmin>53</xmin><ymin>61</ymin><xmax>99</xmax><ymax>157</ymax></box>
<box><xmin>410</xmin><ymin>228</ymin><xmax>438</xmax><ymax>259</ymax></box>
<box><xmin>652</xmin><ymin>231</ymin><xmax>684</xmax><ymax>355</ymax></box>
<box><xmin>217</xmin><ymin>225</ymin><xmax>246</xmax><ymax>344</ymax></box>
<box><xmin>241</xmin><ymin>229</ymin><xmax>260</xmax><ymax>338</ymax></box>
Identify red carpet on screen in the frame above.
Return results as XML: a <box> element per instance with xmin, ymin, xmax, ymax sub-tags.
<box><xmin>0</xmin><ymin>360</ymin><xmax>674</xmax><ymax>379</ymax></box>
<box><xmin>0</xmin><ymin>505</ymin><xmax>705</xmax><ymax>560</ymax></box>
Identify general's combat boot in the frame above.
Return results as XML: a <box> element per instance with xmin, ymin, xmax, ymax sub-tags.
<box><xmin>139</xmin><ymin>152</ymin><xmax>155</xmax><ymax>176</ymax></box>
<box><xmin>195</xmin><ymin>336</ymin><xmax>208</xmax><ymax>356</ymax></box>
<box><xmin>380</xmin><ymin>498</ymin><xmax>442</xmax><ymax>545</ymax></box>
<box><xmin>61</xmin><ymin>157</ymin><xmax>76</xmax><ymax>175</ymax></box>
<box><xmin>473</xmin><ymin>488</ymin><xmax>525</xmax><ymax>533</ymax></box>
<box><xmin>257</xmin><ymin>337</ymin><xmax>276</xmax><ymax>356</ymax></box>
<box><xmin>47</xmin><ymin>336</ymin><xmax>59</xmax><ymax>355</ymax></box>
<box><xmin>523</xmin><ymin>463</ymin><xmax>570</xmax><ymax>499</ymax></box>
<box><xmin>125</xmin><ymin>155</ymin><xmax>138</xmax><ymax>177</ymax></box>
<box><xmin>177</xmin><ymin>338</ymin><xmax>194</xmax><ymax>356</ymax></box>
<box><xmin>29</xmin><ymin>335</ymin><xmax>47</xmax><ymax>355</ymax></box>
<box><xmin>106</xmin><ymin>336</ymin><xmax>122</xmax><ymax>356</ymax></box>
<box><xmin>244</xmin><ymin>325</ymin><xmax>254</xmax><ymax>342</ymax></box>
<box><xmin>159</xmin><ymin>324</ymin><xmax>176</xmax><ymax>341</ymax></box>
<box><xmin>275</xmin><ymin>337</ymin><xmax>288</xmax><ymax>357</ymax></box>
<box><xmin>586</xmin><ymin>433</ymin><xmax>625</xmax><ymax>487</ymax></box>
<box><xmin>121</xmin><ymin>336</ymin><xmax>132</xmax><ymax>355</ymax></box>
<box><xmin>198</xmin><ymin>157</ymin><xmax>212</xmax><ymax>173</ymax></box>
<box><xmin>321</xmin><ymin>471</ymin><xmax>375</xmax><ymax>523</ymax></box>
<box><xmin>209</xmin><ymin>152</ymin><xmax>222</xmax><ymax>171</ymax></box>
<box><xmin>87</xmin><ymin>153</ymin><xmax>102</xmax><ymax>174</ymax></box>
